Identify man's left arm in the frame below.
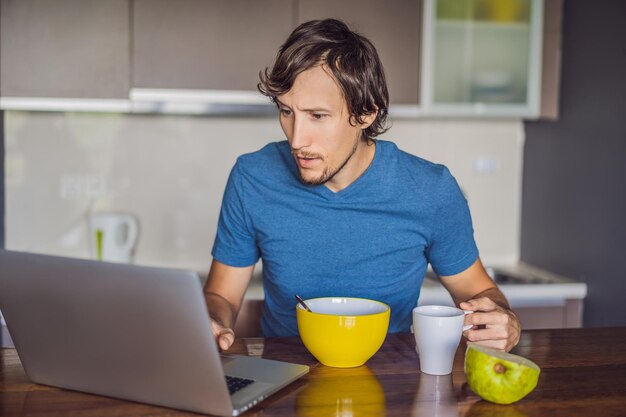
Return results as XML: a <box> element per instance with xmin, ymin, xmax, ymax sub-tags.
<box><xmin>439</xmin><ymin>258</ymin><xmax>521</xmax><ymax>352</ymax></box>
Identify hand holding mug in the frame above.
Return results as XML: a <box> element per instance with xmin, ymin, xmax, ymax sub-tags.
<box><xmin>460</xmin><ymin>296</ymin><xmax>521</xmax><ymax>352</ymax></box>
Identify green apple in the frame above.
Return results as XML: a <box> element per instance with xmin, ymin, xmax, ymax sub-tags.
<box><xmin>464</xmin><ymin>343</ymin><xmax>540</xmax><ymax>405</ymax></box>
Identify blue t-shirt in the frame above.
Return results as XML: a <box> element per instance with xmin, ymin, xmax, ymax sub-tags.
<box><xmin>212</xmin><ymin>140</ymin><xmax>479</xmax><ymax>337</ymax></box>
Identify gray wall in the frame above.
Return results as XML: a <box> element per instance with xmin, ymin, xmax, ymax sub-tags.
<box><xmin>521</xmin><ymin>0</ymin><xmax>626</xmax><ymax>327</ymax></box>
<box><xmin>0</xmin><ymin>111</ymin><xmax>3</xmax><ymax>348</ymax></box>
<box><xmin>1</xmin><ymin>111</ymin><xmax>4</xmax><ymax>249</ymax></box>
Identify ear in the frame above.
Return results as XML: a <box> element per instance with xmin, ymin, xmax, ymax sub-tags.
<box><xmin>357</xmin><ymin>108</ymin><xmax>378</xmax><ymax>130</ymax></box>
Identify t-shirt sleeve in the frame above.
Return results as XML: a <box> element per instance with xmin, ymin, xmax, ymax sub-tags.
<box><xmin>211</xmin><ymin>162</ymin><xmax>260</xmax><ymax>267</ymax></box>
<box><xmin>426</xmin><ymin>167</ymin><xmax>479</xmax><ymax>276</ymax></box>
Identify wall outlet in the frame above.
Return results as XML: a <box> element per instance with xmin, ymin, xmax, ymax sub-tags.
<box><xmin>473</xmin><ymin>156</ymin><xmax>500</xmax><ymax>174</ymax></box>
<box><xmin>60</xmin><ymin>175</ymin><xmax>106</xmax><ymax>200</ymax></box>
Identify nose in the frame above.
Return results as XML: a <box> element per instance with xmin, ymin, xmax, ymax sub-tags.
<box><xmin>289</xmin><ymin>115</ymin><xmax>311</xmax><ymax>150</ymax></box>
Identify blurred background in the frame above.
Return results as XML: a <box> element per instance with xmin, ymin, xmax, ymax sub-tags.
<box><xmin>1</xmin><ymin>0</ymin><xmax>624</xmax><ymax>338</ymax></box>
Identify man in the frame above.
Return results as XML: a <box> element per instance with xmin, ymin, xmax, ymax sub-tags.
<box><xmin>204</xmin><ymin>19</ymin><xmax>521</xmax><ymax>352</ymax></box>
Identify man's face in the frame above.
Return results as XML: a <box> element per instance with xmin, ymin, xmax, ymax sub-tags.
<box><xmin>276</xmin><ymin>65</ymin><xmax>374</xmax><ymax>189</ymax></box>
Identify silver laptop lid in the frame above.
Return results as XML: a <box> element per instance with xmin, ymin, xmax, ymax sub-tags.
<box><xmin>0</xmin><ymin>250</ymin><xmax>235</xmax><ymax>416</ymax></box>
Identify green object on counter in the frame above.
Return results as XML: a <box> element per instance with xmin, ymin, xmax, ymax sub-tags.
<box><xmin>96</xmin><ymin>229</ymin><xmax>104</xmax><ymax>261</ymax></box>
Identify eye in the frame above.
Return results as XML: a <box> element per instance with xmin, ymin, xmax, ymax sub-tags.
<box><xmin>312</xmin><ymin>113</ymin><xmax>328</xmax><ymax>120</ymax></box>
<box><xmin>279</xmin><ymin>108</ymin><xmax>292</xmax><ymax>117</ymax></box>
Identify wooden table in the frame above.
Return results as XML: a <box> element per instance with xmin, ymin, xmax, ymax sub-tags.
<box><xmin>2</xmin><ymin>327</ymin><xmax>626</xmax><ymax>416</ymax></box>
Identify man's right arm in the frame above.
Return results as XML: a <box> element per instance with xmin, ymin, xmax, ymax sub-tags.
<box><xmin>203</xmin><ymin>259</ymin><xmax>255</xmax><ymax>350</ymax></box>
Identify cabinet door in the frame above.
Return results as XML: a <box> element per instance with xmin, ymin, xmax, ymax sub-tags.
<box><xmin>421</xmin><ymin>0</ymin><xmax>544</xmax><ymax>117</ymax></box>
<box><xmin>0</xmin><ymin>0</ymin><xmax>129</xmax><ymax>99</ymax></box>
<box><xmin>297</xmin><ymin>0</ymin><xmax>422</xmax><ymax>105</ymax></box>
<box><xmin>539</xmin><ymin>0</ymin><xmax>562</xmax><ymax>119</ymax></box>
<box><xmin>132</xmin><ymin>0</ymin><xmax>295</xmax><ymax>91</ymax></box>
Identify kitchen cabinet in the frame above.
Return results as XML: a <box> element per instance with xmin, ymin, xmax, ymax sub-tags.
<box><xmin>297</xmin><ymin>0</ymin><xmax>422</xmax><ymax>106</ymax></box>
<box><xmin>539</xmin><ymin>0</ymin><xmax>563</xmax><ymax>119</ymax></box>
<box><xmin>514</xmin><ymin>300</ymin><xmax>583</xmax><ymax>329</ymax></box>
<box><xmin>132</xmin><ymin>0</ymin><xmax>294</xmax><ymax>92</ymax></box>
<box><xmin>420</xmin><ymin>0</ymin><xmax>545</xmax><ymax>118</ymax></box>
<box><xmin>0</xmin><ymin>0</ymin><xmax>561</xmax><ymax>118</ymax></box>
<box><xmin>0</xmin><ymin>0</ymin><xmax>130</xmax><ymax>109</ymax></box>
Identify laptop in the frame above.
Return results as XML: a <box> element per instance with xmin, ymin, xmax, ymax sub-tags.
<box><xmin>0</xmin><ymin>250</ymin><xmax>309</xmax><ymax>416</ymax></box>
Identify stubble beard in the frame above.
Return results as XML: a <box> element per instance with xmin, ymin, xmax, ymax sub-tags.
<box><xmin>297</xmin><ymin>138</ymin><xmax>360</xmax><ymax>186</ymax></box>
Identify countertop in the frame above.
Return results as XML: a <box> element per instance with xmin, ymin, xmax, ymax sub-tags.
<box><xmin>2</xmin><ymin>327</ymin><xmax>625</xmax><ymax>416</ymax></box>
<box><xmin>243</xmin><ymin>262</ymin><xmax>588</xmax><ymax>308</ymax></box>
<box><xmin>421</xmin><ymin>262</ymin><xmax>587</xmax><ymax>308</ymax></box>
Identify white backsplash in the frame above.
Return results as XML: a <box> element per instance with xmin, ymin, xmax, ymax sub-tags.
<box><xmin>5</xmin><ymin>111</ymin><xmax>523</xmax><ymax>272</ymax></box>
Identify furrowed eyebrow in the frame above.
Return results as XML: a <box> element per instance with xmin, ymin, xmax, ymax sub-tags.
<box><xmin>275</xmin><ymin>99</ymin><xmax>331</xmax><ymax>113</ymax></box>
<box><xmin>275</xmin><ymin>99</ymin><xmax>291</xmax><ymax>109</ymax></box>
<box><xmin>302</xmin><ymin>107</ymin><xmax>332</xmax><ymax>113</ymax></box>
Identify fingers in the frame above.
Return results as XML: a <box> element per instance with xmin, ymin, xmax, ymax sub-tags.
<box><xmin>459</xmin><ymin>297</ymin><xmax>509</xmax><ymax>329</ymax></box>
<box><xmin>211</xmin><ymin>320</ymin><xmax>235</xmax><ymax>350</ymax></box>
<box><xmin>464</xmin><ymin>325</ymin><xmax>516</xmax><ymax>351</ymax></box>
<box><xmin>464</xmin><ymin>324</ymin><xmax>508</xmax><ymax>341</ymax></box>
<box><xmin>460</xmin><ymin>296</ymin><xmax>497</xmax><ymax>313</ymax></box>
<box><xmin>460</xmin><ymin>298</ymin><xmax>521</xmax><ymax>352</ymax></box>
<box><xmin>464</xmin><ymin>326</ymin><xmax>509</xmax><ymax>352</ymax></box>
<box><xmin>465</xmin><ymin>310</ymin><xmax>512</xmax><ymax>327</ymax></box>
<box><xmin>217</xmin><ymin>328</ymin><xmax>235</xmax><ymax>350</ymax></box>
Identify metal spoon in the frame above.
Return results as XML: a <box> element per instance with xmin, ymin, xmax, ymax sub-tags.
<box><xmin>295</xmin><ymin>295</ymin><xmax>312</xmax><ymax>312</ymax></box>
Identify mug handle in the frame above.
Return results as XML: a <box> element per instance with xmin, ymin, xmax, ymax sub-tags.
<box><xmin>117</xmin><ymin>215</ymin><xmax>139</xmax><ymax>254</ymax></box>
<box><xmin>462</xmin><ymin>310</ymin><xmax>474</xmax><ymax>332</ymax></box>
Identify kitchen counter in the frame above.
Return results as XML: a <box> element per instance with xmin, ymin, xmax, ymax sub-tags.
<box><xmin>421</xmin><ymin>279</ymin><xmax>587</xmax><ymax>307</ymax></box>
<box><xmin>243</xmin><ymin>262</ymin><xmax>587</xmax><ymax>304</ymax></box>
<box><xmin>240</xmin><ymin>262</ymin><xmax>587</xmax><ymax>331</ymax></box>
<box><xmin>2</xmin><ymin>327</ymin><xmax>626</xmax><ymax>416</ymax></box>
<box><xmin>420</xmin><ymin>261</ymin><xmax>587</xmax><ymax>308</ymax></box>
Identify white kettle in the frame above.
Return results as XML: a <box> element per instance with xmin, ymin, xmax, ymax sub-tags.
<box><xmin>88</xmin><ymin>212</ymin><xmax>139</xmax><ymax>263</ymax></box>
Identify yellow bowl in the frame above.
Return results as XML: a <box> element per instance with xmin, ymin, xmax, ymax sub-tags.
<box><xmin>296</xmin><ymin>297</ymin><xmax>390</xmax><ymax>368</ymax></box>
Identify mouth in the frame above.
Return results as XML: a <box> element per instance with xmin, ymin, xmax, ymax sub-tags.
<box><xmin>294</xmin><ymin>153</ymin><xmax>322</xmax><ymax>169</ymax></box>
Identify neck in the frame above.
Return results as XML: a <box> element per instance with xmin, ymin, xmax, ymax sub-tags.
<box><xmin>325</xmin><ymin>139</ymin><xmax>376</xmax><ymax>193</ymax></box>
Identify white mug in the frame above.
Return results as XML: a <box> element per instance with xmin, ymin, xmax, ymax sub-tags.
<box><xmin>88</xmin><ymin>212</ymin><xmax>139</xmax><ymax>263</ymax></box>
<box><xmin>412</xmin><ymin>305</ymin><xmax>473</xmax><ymax>375</ymax></box>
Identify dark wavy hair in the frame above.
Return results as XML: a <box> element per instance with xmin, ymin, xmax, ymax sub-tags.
<box><xmin>258</xmin><ymin>19</ymin><xmax>390</xmax><ymax>139</ymax></box>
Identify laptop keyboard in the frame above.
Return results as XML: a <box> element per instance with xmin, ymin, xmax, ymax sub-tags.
<box><xmin>225</xmin><ymin>375</ymin><xmax>255</xmax><ymax>395</ymax></box>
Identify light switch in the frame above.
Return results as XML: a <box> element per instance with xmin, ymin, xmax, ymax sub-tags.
<box><xmin>473</xmin><ymin>156</ymin><xmax>500</xmax><ymax>174</ymax></box>
<box><xmin>60</xmin><ymin>175</ymin><xmax>106</xmax><ymax>199</ymax></box>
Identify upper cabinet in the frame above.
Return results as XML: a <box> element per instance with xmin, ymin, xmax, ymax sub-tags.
<box><xmin>297</xmin><ymin>0</ymin><xmax>422</xmax><ymax>106</ymax></box>
<box><xmin>0</xmin><ymin>0</ymin><xmax>130</xmax><ymax>110</ymax></box>
<box><xmin>0</xmin><ymin>0</ymin><xmax>560</xmax><ymax>119</ymax></box>
<box><xmin>130</xmin><ymin>0</ymin><xmax>294</xmax><ymax>112</ymax></box>
<box><xmin>132</xmin><ymin>0</ymin><xmax>294</xmax><ymax>91</ymax></box>
<box><xmin>420</xmin><ymin>0</ymin><xmax>544</xmax><ymax>117</ymax></box>
<box><xmin>539</xmin><ymin>0</ymin><xmax>563</xmax><ymax>120</ymax></box>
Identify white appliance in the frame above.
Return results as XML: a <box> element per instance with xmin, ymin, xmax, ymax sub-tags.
<box><xmin>88</xmin><ymin>212</ymin><xmax>139</xmax><ymax>263</ymax></box>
